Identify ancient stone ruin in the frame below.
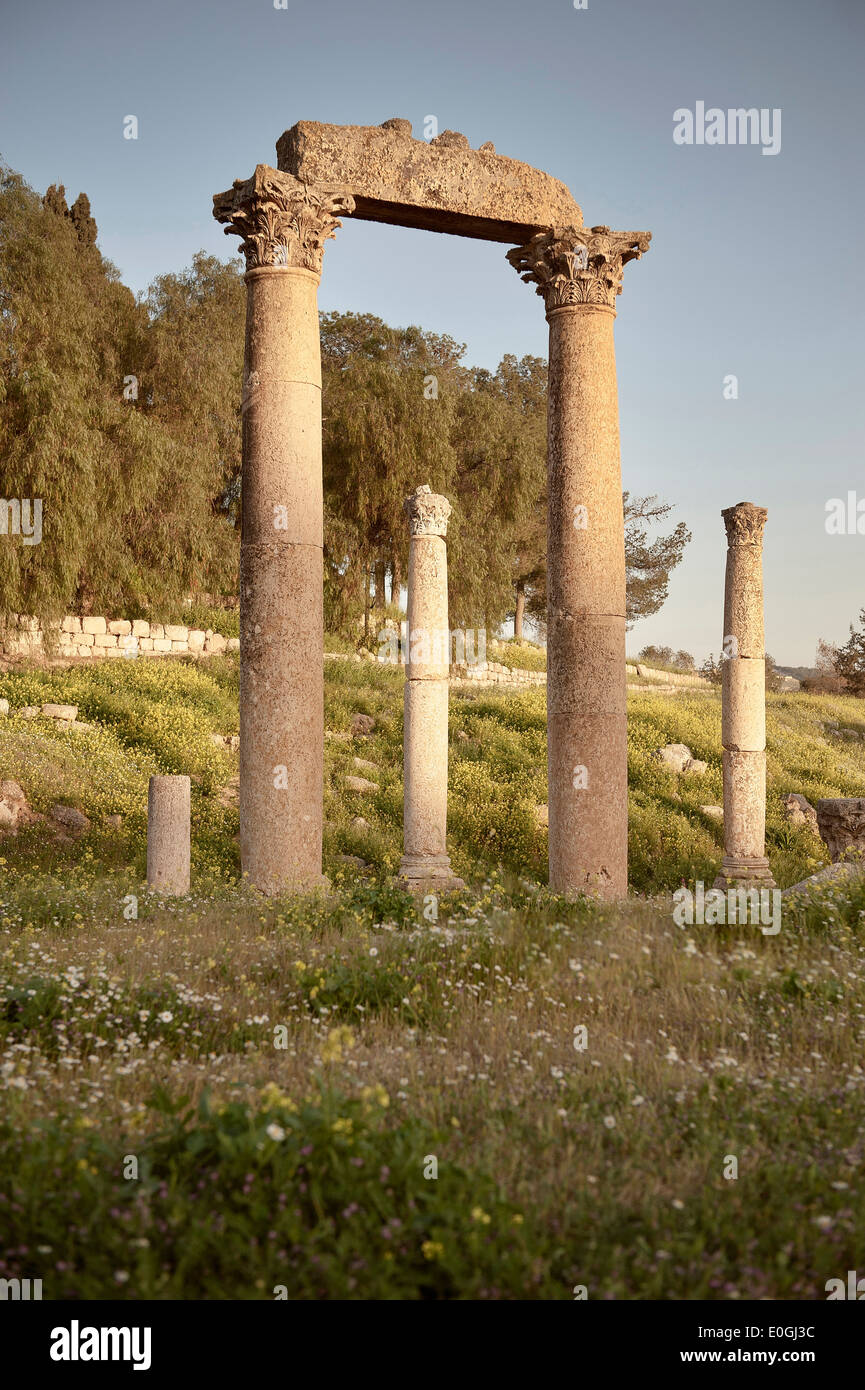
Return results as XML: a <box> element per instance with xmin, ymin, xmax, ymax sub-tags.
<box><xmin>214</xmin><ymin>118</ymin><xmax>650</xmax><ymax>899</ymax></box>
<box><xmin>714</xmin><ymin>503</ymin><xmax>775</xmax><ymax>889</ymax></box>
<box><xmin>398</xmin><ymin>485</ymin><xmax>464</xmax><ymax>896</ymax></box>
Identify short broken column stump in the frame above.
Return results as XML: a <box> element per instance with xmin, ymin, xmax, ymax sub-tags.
<box><xmin>147</xmin><ymin>775</ymin><xmax>191</xmax><ymax>896</ymax></box>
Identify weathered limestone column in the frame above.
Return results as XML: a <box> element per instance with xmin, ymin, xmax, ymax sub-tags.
<box><xmin>714</xmin><ymin>503</ymin><xmax>776</xmax><ymax>888</ymax></box>
<box><xmin>214</xmin><ymin>166</ymin><xmax>353</xmax><ymax>894</ymax></box>
<box><xmin>147</xmin><ymin>775</ymin><xmax>190</xmax><ymax>895</ymax></box>
<box><xmin>399</xmin><ymin>485</ymin><xmax>464</xmax><ymax>896</ymax></box>
<box><xmin>508</xmin><ymin>226</ymin><xmax>650</xmax><ymax>899</ymax></box>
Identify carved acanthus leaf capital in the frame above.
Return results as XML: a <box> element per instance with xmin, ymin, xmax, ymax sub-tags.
<box><xmin>405</xmin><ymin>484</ymin><xmax>451</xmax><ymax>538</ymax></box>
<box><xmin>507</xmin><ymin>224</ymin><xmax>651</xmax><ymax>312</ymax></box>
<box><xmin>722</xmin><ymin>502</ymin><xmax>768</xmax><ymax>548</ymax></box>
<box><xmin>213</xmin><ymin>164</ymin><xmax>355</xmax><ymax>273</ymax></box>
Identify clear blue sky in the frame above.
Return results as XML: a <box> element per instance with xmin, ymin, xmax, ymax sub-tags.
<box><xmin>2</xmin><ymin>0</ymin><xmax>863</xmax><ymax>665</ymax></box>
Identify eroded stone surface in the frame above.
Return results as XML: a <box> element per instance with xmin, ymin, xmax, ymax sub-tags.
<box><xmin>276</xmin><ymin>119</ymin><xmax>582</xmax><ymax>244</ymax></box>
<box><xmin>816</xmin><ymin>798</ymin><xmax>865</xmax><ymax>863</ymax></box>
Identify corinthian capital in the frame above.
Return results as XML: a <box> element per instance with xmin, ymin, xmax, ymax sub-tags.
<box><xmin>507</xmin><ymin>224</ymin><xmax>651</xmax><ymax>312</ymax></box>
<box><xmin>213</xmin><ymin>164</ymin><xmax>355</xmax><ymax>273</ymax></box>
<box><xmin>405</xmin><ymin>484</ymin><xmax>451</xmax><ymax>538</ymax></box>
<box><xmin>722</xmin><ymin>502</ymin><xmax>768</xmax><ymax>548</ymax></box>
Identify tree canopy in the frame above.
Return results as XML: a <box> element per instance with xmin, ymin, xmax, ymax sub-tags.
<box><xmin>0</xmin><ymin>162</ymin><xmax>690</xmax><ymax>641</ymax></box>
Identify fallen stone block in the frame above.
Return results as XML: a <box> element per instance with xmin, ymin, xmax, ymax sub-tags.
<box><xmin>41</xmin><ymin>703</ymin><xmax>78</xmax><ymax>721</ymax></box>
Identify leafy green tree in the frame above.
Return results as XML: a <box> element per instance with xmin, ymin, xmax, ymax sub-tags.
<box><xmin>0</xmin><ymin>163</ymin><xmax>239</xmax><ymax>621</ymax></box>
<box><xmin>835</xmin><ymin>611</ymin><xmax>865</xmax><ymax>696</ymax></box>
<box><xmin>320</xmin><ymin>312</ymin><xmax>462</xmax><ymax>636</ymax></box>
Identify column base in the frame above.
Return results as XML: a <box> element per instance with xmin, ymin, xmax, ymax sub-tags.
<box><xmin>398</xmin><ymin>853</ymin><xmax>465</xmax><ymax>897</ymax></box>
<box><xmin>247</xmin><ymin>872</ymin><xmax>331</xmax><ymax>898</ymax></box>
<box><xmin>713</xmin><ymin>856</ymin><xmax>776</xmax><ymax>890</ymax></box>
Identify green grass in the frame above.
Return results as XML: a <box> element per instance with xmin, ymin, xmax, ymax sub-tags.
<box><xmin>2</xmin><ymin>655</ymin><xmax>865</xmax><ymax>1299</ymax></box>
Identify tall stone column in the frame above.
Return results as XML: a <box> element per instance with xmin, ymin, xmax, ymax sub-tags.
<box><xmin>714</xmin><ymin>503</ymin><xmax>775</xmax><ymax>889</ymax></box>
<box><xmin>508</xmin><ymin>225</ymin><xmax>650</xmax><ymax>899</ymax></box>
<box><xmin>214</xmin><ymin>166</ymin><xmax>354</xmax><ymax>894</ymax></box>
<box><xmin>399</xmin><ymin>485</ymin><xmax>464</xmax><ymax>896</ymax></box>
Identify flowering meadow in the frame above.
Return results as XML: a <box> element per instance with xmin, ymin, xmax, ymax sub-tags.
<box><xmin>1</xmin><ymin>654</ymin><xmax>865</xmax><ymax>1298</ymax></box>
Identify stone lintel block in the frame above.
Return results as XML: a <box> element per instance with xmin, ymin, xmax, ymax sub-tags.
<box><xmin>94</xmin><ymin>633</ymin><xmax>118</xmax><ymax>648</ymax></box>
<box><xmin>164</xmin><ymin>625</ymin><xmax>188</xmax><ymax>642</ymax></box>
<box><xmin>153</xmin><ymin>638</ymin><xmax>172</xmax><ymax>652</ymax></box>
<box><xmin>721</xmin><ymin>656</ymin><xmax>766</xmax><ymax>751</ymax></box>
<box><xmin>276</xmin><ymin>119</ymin><xmax>582</xmax><ymax>244</ymax></box>
<box><xmin>138</xmin><ymin>638</ymin><xmax>154</xmax><ymax>650</ymax></box>
<box><xmin>77</xmin><ymin>632</ymin><xmax>95</xmax><ymax>646</ymax></box>
<box><xmin>187</xmin><ymin>629</ymin><xmax>206</xmax><ymax>651</ymax></box>
<box><xmin>170</xmin><ymin>640</ymin><xmax>187</xmax><ymax>650</ymax></box>
<box><xmin>82</xmin><ymin>616</ymin><xmax>107</xmax><ymax>635</ymax></box>
<box><xmin>132</xmin><ymin>620</ymin><xmax>150</xmax><ymax>638</ymax></box>
<box><xmin>108</xmin><ymin>619</ymin><xmax>132</xmax><ymax>635</ymax></box>
<box><xmin>61</xmin><ymin>616</ymin><xmax>81</xmax><ymax>634</ymax></box>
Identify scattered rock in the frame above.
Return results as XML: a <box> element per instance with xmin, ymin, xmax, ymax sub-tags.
<box><xmin>337</xmin><ymin>853</ymin><xmax>368</xmax><ymax>869</ymax></box>
<box><xmin>19</xmin><ymin>706</ymin><xmax>39</xmax><ymax>719</ymax></box>
<box><xmin>654</xmin><ymin>743</ymin><xmax>695</xmax><ymax>774</ymax></box>
<box><xmin>210</xmin><ymin>733</ymin><xmax>240</xmax><ymax>751</ymax></box>
<box><xmin>105</xmin><ymin>814</ymin><xmax>124</xmax><ymax>829</ymax></box>
<box><xmin>816</xmin><ymin>798</ymin><xmax>865</xmax><ymax>863</ymax></box>
<box><xmin>351</xmin><ymin>713</ymin><xmax>376</xmax><ymax>737</ymax></box>
<box><xmin>345</xmin><ymin>775</ymin><xmax>378</xmax><ymax>795</ymax></box>
<box><xmin>456</xmin><ymin>730</ymin><xmax>470</xmax><ymax>742</ymax></box>
<box><xmin>218</xmin><ymin>777</ymin><xmax>239</xmax><ymax>808</ymax></box>
<box><xmin>782</xmin><ymin>793</ymin><xmax>819</xmax><ymax>834</ymax></box>
<box><xmin>0</xmin><ymin>699</ymin><xmax>8</xmax><ymax>715</ymax></box>
<box><xmin>41</xmin><ymin>703</ymin><xmax>78</xmax><ymax>722</ymax></box>
<box><xmin>325</xmin><ymin>731</ymin><xmax>352</xmax><ymax>743</ymax></box>
<box><xmin>783</xmin><ymin>860</ymin><xmax>865</xmax><ymax>899</ymax></box>
<box><xmin>685</xmin><ymin>759</ymin><xmax>708</xmax><ymax>776</ymax></box>
<box><xmin>352</xmin><ymin>757</ymin><xmax>378</xmax><ymax>772</ymax></box>
<box><xmin>701</xmin><ymin>805</ymin><xmax>724</xmax><ymax>822</ymax></box>
<box><xmin>350</xmin><ymin>816</ymin><xmax>370</xmax><ymax>832</ymax></box>
<box><xmin>0</xmin><ymin>780</ymin><xmax>29</xmax><ymax>834</ymax></box>
<box><xmin>50</xmin><ymin>804</ymin><xmax>90</xmax><ymax>836</ymax></box>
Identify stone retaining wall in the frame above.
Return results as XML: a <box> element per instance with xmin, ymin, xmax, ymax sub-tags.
<box><xmin>0</xmin><ymin>615</ymin><xmax>239</xmax><ymax>660</ymax></box>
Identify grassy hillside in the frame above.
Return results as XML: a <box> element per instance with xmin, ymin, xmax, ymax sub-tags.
<box><xmin>1</xmin><ymin>654</ymin><xmax>864</xmax><ymax>1299</ymax></box>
